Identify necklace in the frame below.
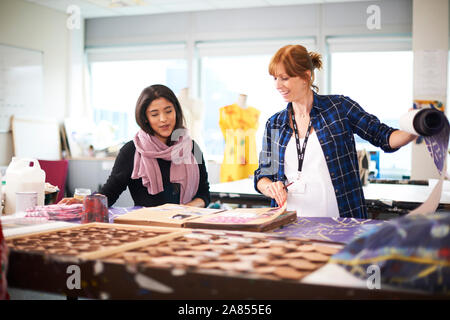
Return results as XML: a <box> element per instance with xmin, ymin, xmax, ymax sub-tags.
<box><xmin>294</xmin><ymin>107</ymin><xmax>310</xmax><ymax>118</ymax></box>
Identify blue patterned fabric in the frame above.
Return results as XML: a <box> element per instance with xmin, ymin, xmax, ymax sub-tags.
<box><xmin>254</xmin><ymin>92</ymin><xmax>398</xmax><ymax>218</ymax></box>
<box><xmin>271</xmin><ymin>217</ymin><xmax>384</xmax><ymax>244</ymax></box>
<box><xmin>330</xmin><ymin>213</ymin><xmax>450</xmax><ymax>294</ymax></box>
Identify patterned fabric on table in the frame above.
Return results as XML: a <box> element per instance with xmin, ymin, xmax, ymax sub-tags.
<box><xmin>219</xmin><ymin>104</ymin><xmax>260</xmax><ymax>182</ymax></box>
<box><xmin>330</xmin><ymin>213</ymin><xmax>450</xmax><ymax>294</ymax></box>
<box><xmin>0</xmin><ymin>219</ymin><xmax>9</xmax><ymax>299</ymax></box>
<box><xmin>271</xmin><ymin>217</ymin><xmax>384</xmax><ymax>244</ymax></box>
<box><xmin>108</xmin><ymin>206</ymin><xmax>143</xmax><ymax>223</ymax></box>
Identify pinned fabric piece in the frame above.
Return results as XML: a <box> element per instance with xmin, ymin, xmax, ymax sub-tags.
<box><xmin>399</xmin><ymin>101</ymin><xmax>450</xmax><ymax>215</ymax></box>
<box><xmin>330</xmin><ymin>213</ymin><xmax>450</xmax><ymax>294</ymax></box>
<box><xmin>25</xmin><ymin>204</ymin><xmax>83</xmax><ymax>221</ymax></box>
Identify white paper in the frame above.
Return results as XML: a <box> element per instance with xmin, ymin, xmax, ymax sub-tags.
<box><xmin>399</xmin><ymin>109</ymin><xmax>422</xmax><ymax>135</ymax></box>
<box><xmin>414</xmin><ymin>50</ymin><xmax>448</xmax><ymax>98</ymax></box>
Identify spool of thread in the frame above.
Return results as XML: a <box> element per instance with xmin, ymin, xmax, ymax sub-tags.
<box><xmin>399</xmin><ymin>108</ymin><xmax>447</xmax><ymax>136</ymax></box>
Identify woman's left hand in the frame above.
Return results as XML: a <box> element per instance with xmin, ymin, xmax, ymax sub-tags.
<box><xmin>58</xmin><ymin>197</ymin><xmax>83</xmax><ymax>205</ymax></box>
<box><xmin>185</xmin><ymin>198</ymin><xmax>206</xmax><ymax>208</ymax></box>
<box><xmin>264</xmin><ymin>181</ymin><xmax>288</xmax><ymax>207</ymax></box>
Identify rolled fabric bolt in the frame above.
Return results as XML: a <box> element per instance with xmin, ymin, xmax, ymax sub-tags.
<box><xmin>403</xmin><ymin>104</ymin><xmax>450</xmax><ymax>216</ymax></box>
<box><xmin>399</xmin><ymin>108</ymin><xmax>447</xmax><ymax>136</ymax></box>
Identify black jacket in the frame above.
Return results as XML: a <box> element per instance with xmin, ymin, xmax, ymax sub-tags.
<box><xmin>99</xmin><ymin>140</ymin><xmax>210</xmax><ymax>207</ymax></box>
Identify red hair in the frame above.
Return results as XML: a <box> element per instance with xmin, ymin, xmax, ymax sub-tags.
<box><xmin>269</xmin><ymin>44</ymin><xmax>323</xmax><ymax>91</ymax></box>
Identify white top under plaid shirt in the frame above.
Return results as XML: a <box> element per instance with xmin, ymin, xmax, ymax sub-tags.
<box><xmin>254</xmin><ymin>92</ymin><xmax>399</xmax><ymax>218</ymax></box>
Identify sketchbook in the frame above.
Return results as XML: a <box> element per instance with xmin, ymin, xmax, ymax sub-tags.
<box><xmin>114</xmin><ymin>203</ymin><xmax>296</xmax><ymax>232</ymax></box>
<box><xmin>184</xmin><ymin>205</ymin><xmax>296</xmax><ymax>232</ymax></box>
<box><xmin>113</xmin><ymin>204</ymin><xmax>225</xmax><ymax>228</ymax></box>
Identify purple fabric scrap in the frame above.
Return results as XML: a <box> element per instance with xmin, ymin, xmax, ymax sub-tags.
<box><xmin>108</xmin><ymin>206</ymin><xmax>143</xmax><ymax>223</ymax></box>
<box><xmin>424</xmin><ymin>119</ymin><xmax>449</xmax><ymax>175</ymax></box>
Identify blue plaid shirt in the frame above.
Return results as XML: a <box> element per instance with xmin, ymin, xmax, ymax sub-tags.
<box><xmin>254</xmin><ymin>92</ymin><xmax>399</xmax><ymax>218</ymax></box>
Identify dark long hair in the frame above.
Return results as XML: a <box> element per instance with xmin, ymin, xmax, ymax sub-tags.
<box><xmin>135</xmin><ymin>84</ymin><xmax>185</xmax><ymax>138</ymax></box>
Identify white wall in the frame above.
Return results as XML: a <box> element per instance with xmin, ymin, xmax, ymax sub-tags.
<box><xmin>411</xmin><ymin>0</ymin><xmax>449</xmax><ymax>179</ymax></box>
<box><xmin>85</xmin><ymin>0</ymin><xmax>413</xmax><ymax>111</ymax></box>
<box><xmin>85</xmin><ymin>0</ymin><xmax>412</xmax><ymax>45</ymax></box>
<box><xmin>67</xmin><ymin>16</ymin><xmax>87</xmax><ymax>119</ymax></box>
<box><xmin>0</xmin><ymin>0</ymin><xmax>70</xmax><ymax>165</ymax></box>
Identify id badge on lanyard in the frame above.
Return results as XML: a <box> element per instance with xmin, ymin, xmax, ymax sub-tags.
<box><xmin>291</xmin><ymin>106</ymin><xmax>312</xmax><ymax>195</ymax></box>
<box><xmin>294</xmin><ymin>171</ymin><xmax>306</xmax><ymax>194</ymax></box>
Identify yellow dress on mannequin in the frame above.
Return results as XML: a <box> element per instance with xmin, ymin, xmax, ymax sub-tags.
<box><xmin>219</xmin><ymin>94</ymin><xmax>260</xmax><ymax>182</ymax></box>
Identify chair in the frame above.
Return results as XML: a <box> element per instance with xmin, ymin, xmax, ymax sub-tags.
<box><xmin>38</xmin><ymin>159</ymin><xmax>69</xmax><ymax>203</ymax></box>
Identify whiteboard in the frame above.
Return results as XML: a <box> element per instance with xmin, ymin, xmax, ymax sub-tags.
<box><xmin>0</xmin><ymin>44</ymin><xmax>44</xmax><ymax>132</ymax></box>
<box><xmin>12</xmin><ymin>116</ymin><xmax>61</xmax><ymax>160</ymax></box>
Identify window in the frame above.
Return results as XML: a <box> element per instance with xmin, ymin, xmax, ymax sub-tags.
<box><xmin>200</xmin><ymin>54</ymin><xmax>283</xmax><ymax>158</ymax></box>
<box><xmin>87</xmin><ymin>44</ymin><xmax>187</xmax><ymax>146</ymax></box>
<box><xmin>329</xmin><ymin>39</ymin><xmax>413</xmax><ymax>179</ymax></box>
<box><xmin>198</xmin><ymin>39</ymin><xmax>315</xmax><ymax>160</ymax></box>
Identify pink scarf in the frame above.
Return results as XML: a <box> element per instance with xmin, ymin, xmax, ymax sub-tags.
<box><xmin>131</xmin><ymin>129</ymin><xmax>200</xmax><ymax>204</ymax></box>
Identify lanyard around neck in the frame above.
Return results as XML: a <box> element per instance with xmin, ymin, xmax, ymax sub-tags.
<box><xmin>290</xmin><ymin>106</ymin><xmax>313</xmax><ymax>173</ymax></box>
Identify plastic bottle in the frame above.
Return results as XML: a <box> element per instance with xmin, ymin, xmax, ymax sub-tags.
<box><xmin>3</xmin><ymin>157</ymin><xmax>46</xmax><ymax>215</ymax></box>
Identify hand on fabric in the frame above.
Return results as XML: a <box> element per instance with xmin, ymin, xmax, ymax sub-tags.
<box><xmin>58</xmin><ymin>197</ymin><xmax>83</xmax><ymax>205</ymax></box>
<box><xmin>264</xmin><ymin>181</ymin><xmax>287</xmax><ymax>207</ymax></box>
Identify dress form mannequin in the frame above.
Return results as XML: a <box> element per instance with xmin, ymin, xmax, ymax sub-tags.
<box><xmin>219</xmin><ymin>93</ymin><xmax>260</xmax><ymax>182</ymax></box>
<box><xmin>237</xmin><ymin>93</ymin><xmax>248</xmax><ymax>109</ymax></box>
<box><xmin>177</xmin><ymin>87</ymin><xmax>205</xmax><ymax>150</ymax></box>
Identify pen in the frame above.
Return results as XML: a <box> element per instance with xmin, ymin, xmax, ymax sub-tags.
<box><xmin>284</xmin><ymin>182</ymin><xmax>294</xmax><ymax>190</ymax></box>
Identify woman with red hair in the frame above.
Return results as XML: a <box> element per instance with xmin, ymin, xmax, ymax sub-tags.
<box><xmin>254</xmin><ymin>44</ymin><xmax>417</xmax><ymax>219</ymax></box>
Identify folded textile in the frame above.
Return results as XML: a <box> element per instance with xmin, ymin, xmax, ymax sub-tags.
<box><xmin>25</xmin><ymin>204</ymin><xmax>83</xmax><ymax>221</ymax></box>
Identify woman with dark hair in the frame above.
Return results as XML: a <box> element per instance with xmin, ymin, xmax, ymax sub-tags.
<box><xmin>62</xmin><ymin>84</ymin><xmax>210</xmax><ymax>208</ymax></box>
<box><xmin>254</xmin><ymin>45</ymin><xmax>417</xmax><ymax>219</ymax></box>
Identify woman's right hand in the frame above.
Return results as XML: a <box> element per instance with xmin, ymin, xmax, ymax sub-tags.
<box><xmin>262</xmin><ymin>181</ymin><xmax>287</xmax><ymax>207</ymax></box>
<box><xmin>58</xmin><ymin>197</ymin><xmax>83</xmax><ymax>205</ymax></box>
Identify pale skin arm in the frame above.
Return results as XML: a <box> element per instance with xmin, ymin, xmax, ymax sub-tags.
<box><xmin>185</xmin><ymin>197</ymin><xmax>206</xmax><ymax>208</ymax></box>
<box><xmin>58</xmin><ymin>197</ymin><xmax>82</xmax><ymax>205</ymax></box>
<box><xmin>389</xmin><ymin>130</ymin><xmax>417</xmax><ymax>149</ymax></box>
<box><xmin>256</xmin><ymin>177</ymin><xmax>287</xmax><ymax>207</ymax></box>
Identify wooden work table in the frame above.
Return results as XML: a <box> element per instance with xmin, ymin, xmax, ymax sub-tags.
<box><xmin>6</xmin><ymin>222</ymin><xmax>442</xmax><ymax>300</ymax></box>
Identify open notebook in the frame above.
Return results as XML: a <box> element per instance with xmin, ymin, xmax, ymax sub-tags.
<box><xmin>114</xmin><ymin>203</ymin><xmax>296</xmax><ymax>232</ymax></box>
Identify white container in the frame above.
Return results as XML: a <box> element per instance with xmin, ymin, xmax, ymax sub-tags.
<box><xmin>3</xmin><ymin>157</ymin><xmax>46</xmax><ymax>215</ymax></box>
<box><xmin>16</xmin><ymin>191</ymin><xmax>38</xmax><ymax>212</ymax></box>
